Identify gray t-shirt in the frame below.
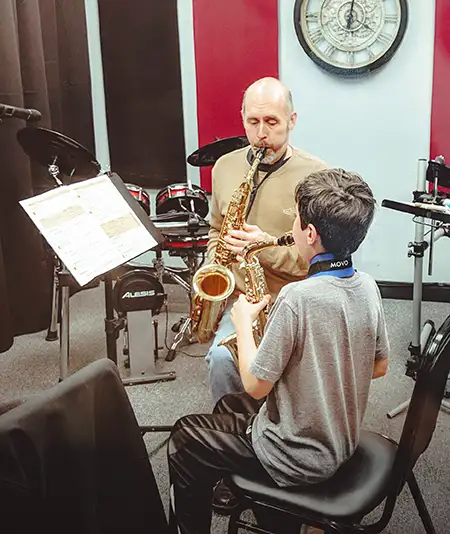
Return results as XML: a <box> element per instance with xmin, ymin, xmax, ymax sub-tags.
<box><xmin>250</xmin><ymin>271</ymin><xmax>389</xmax><ymax>487</ymax></box>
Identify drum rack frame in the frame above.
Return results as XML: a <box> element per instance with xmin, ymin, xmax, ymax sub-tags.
<box><xmin>383</xmin><ymin>158</ymin><xmax>450</xmax><ymax>418</ymax></box>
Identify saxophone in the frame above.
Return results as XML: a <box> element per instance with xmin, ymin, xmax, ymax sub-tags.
<box><xmin>218</xmin><ymin>231</ymin><xmax>295</xmax><ymax>364</ymax></box>
<box><xmin>190</xmin><ymin>147</ymin><xmax>267</xmax><ymax>343</ymax></box>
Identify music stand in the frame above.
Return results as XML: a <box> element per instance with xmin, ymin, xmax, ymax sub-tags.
<box><xmin>17</xmin><ymin>128</ymin><xmax>168</xmax><ymax>385</ymax></box>
<box><xmin>382</xmin><ymin>157</ymin><xmax>450</xmax><ymax>418</ymax></box>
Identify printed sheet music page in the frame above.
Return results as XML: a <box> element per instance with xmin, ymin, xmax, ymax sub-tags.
<box><xmin>20</xmin><ymin>174</ymin><xmax>158</xmax><ymax>286</ymax></box>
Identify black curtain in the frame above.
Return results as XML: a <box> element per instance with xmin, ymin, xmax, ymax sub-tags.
<box><xmin>98</xmin><ymin>0</ymin><xmax>186</xmax><ymax>190</ymax></box>
<box><xmin>0</xmin><ymin>0</ymin><xmax>94</xmax><ymax>352</ymax></box>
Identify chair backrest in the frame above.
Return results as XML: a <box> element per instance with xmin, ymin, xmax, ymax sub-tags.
<box><xmin>391</xmin><ymin>315</ymin><xmax>450</xmax><ymax>492</ymax></box>
<box><xmin>0</xmin><ymin>358</ymin><xmax>169</xmax><ymax>533</ymax></box>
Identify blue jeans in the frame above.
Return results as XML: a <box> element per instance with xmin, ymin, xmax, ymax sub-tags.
<box><xmin>205</xmin><ymin>305</ymin><xmax>244</xmax><ymax>404</ymax></box>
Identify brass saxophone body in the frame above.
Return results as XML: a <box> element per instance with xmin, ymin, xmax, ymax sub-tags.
<box><xmin>190</xmin><ymin>147</ymin><xmax>266</xmax><ymax>344</ymax></box>
<box><xmin>218</xmin><ymin>231</ymin><xmax>295</xmax><ymax>363</ymax></box>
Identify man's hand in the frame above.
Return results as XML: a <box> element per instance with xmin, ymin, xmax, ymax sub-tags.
<box><xmin>230</xmin><ymin>294</ymin><xmax>271</xmax><ymax>334</ymax></box>
<box><xmin>223</xmin><ymin>222</ymin><xmax>267</xmax><ymax>256</ymax></box>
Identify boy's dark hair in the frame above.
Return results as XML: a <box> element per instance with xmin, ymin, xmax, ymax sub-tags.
<box><xmin>295</xmin><ymin>168</ymin><xmax>376</xmax><ymax>257</ymax></box>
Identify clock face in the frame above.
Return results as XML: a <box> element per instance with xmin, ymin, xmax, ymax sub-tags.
<box><xmin>294</xmin><ymin>0</ymin><xmax>408</xmax><ymax>76</ymax></box>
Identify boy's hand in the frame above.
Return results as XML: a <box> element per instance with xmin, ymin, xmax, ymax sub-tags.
<box><xmin>230</xmin><ymin>294</ymin><xmax>271</xmax><ymax>332</ymax></box>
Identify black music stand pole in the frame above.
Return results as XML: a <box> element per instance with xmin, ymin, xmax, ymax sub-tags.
<box><xmin>59</xmin><ymin>264</ymin><xmax>71</xmax><ymax>381</ymax></box>
<box><xmin>104</xmin><ymin>270</ymin><xmax>120</xmax><ymax>365</ymax></box>
<box><xmin>46</xmin><ymin>256</ymin><xmax>59</xmax><ymax>341</ymax></box>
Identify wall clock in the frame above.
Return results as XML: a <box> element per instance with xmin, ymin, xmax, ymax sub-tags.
<box><xmin>293</xmin><ymin>0</ymin><xmax>408</xmax><ymax>77</ymax></box>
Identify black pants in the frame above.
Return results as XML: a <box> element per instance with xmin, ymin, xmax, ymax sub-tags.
<box><xmin>167</xmin><ymin>392</ymin><xmax>301</xmax><ymax>534</ymax></box>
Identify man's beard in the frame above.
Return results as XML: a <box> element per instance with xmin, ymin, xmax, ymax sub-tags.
<box><xmin>257</xmin><ymin>145</ymin><xmax>287</xmax><ymax>164</ymax></box>
<box><xmin>254</xmin><ymin>127</ymin><xmax>290</xmax><ymax>164</ymax></box>
<box><xmin>262</xmin><ymin>150</ymin><xmax>277</xmax><ymax>164</ymax></box>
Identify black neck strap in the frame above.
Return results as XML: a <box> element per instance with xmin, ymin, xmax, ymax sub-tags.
<box><xmin>245</xmin><ymin>148</ymin><xmax>290</xmax><ymax>218</ymax></box>
<box><xmin>308</xmin><ymin>257</ymin><xmax>353</xmax><ymax>277</ymax></box>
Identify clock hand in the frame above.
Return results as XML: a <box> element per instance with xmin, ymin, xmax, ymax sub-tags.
<box><xmin>346</xmin><ymin>0</ymin><xmax>356</xmax><ymax>29</ymax></box>
<box><xmin>353</xmin><ymin>17</ymin><xmax>375</xmax><ymax>32</ymax></box>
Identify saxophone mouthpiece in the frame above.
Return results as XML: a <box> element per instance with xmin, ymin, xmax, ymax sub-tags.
<box><xmin>255</xmin><ymin>147</ymin><xmax>267</xmax><ymax>160</ymax></box>
<box><xmin>277</xmin><ymin>231</ymin><xmax>295</xmax><ymax>247</ymax></box>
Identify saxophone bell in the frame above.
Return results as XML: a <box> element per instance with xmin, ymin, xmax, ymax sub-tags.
<box><xmin>190</xmin><ymin>264</ymin><xmax>236</xmax><ymax>344</ymax></box>
<box><xmin>192</xmin><ymin>264</ymin><xmax>235</xmax><ymax>302</ymax></box>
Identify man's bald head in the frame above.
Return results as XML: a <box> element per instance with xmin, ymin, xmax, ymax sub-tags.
<box><xmin>241</xmin><ymin>77</ymin><xmax>297</xmax><ymax>164</ymax></box>
<box><xmin>241</xmin><ymin>77</ymin><xmax>294</xmax><ymax>118</ymax></box>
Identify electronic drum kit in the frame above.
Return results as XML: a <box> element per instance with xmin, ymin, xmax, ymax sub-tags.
<box><xmin>16</xmin><ymin>126</ymin><xmax>247</xmax><ymax>387</ymax></box>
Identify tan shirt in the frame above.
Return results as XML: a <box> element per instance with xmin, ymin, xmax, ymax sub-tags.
<box><xmin>207</xmin><ymin>146</ymin><xmax>328</xmax><ymax>299</ymax></box>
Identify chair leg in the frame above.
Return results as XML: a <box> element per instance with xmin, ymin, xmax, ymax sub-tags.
<box><xmin>227</xmin><ymin>507</ymin><xmax>240</xmax><ymax>534</ymax></box>
<box><xmin>407</xmin><ymin>472</ymin><xmax>436</xmax><ymax>534</ymax></box>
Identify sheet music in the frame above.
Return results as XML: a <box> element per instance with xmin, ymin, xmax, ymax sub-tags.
<box><xmin>20</xmin><ymin>174</ymin><xmax>158</xmax><ymax>286</ymax></box>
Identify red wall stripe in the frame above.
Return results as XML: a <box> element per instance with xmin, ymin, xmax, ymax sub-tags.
<box><xmin>192</xmin><ymin>0</ymin><xmax>279</xmax><ymax>191</ymax></box>
<box><xmin>430</xmin><ymin>0</ymin><xmax>450</xmax><ymax>166</ymax></box>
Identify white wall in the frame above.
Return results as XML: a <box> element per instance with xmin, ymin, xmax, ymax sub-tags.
<box><xmin>279</xmin><ymin>0</ymin><xmax>444</xmax><ymax>283</ymax></box>
<box><xmin>177</xmin><ymin>0</ymin><xmax>200</xmax><ymax>188</ymax></box>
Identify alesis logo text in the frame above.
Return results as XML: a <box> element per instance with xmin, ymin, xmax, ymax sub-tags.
<box><xmin>122</xmin><ymin>290</ymin><xmax>155</xmax><ymax>299</ymax></box>
<box><xmin>330</xmin><ymin>260</ymin><xmax>349</xmax><ymax>268</ymax></box>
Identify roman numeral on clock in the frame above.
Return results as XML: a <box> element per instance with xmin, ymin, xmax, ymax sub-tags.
<box><xmin>378</xmin><ymin>32</ymin><xmax>392</xmax><ymax>45</ymax></box>
<box><xmin>306</xmin><ymin>12</ymin><xmax>319</xmax><ymax>21</ymax></box>
<box><xmin>385</xmin><ymin>14</ymin><xmax>399</xmax><ymax>23</ymax></box>
<box><xmin>310</xmin><ymin>28</ymin><xmax>324</xmax><ymax>45</ymax></box>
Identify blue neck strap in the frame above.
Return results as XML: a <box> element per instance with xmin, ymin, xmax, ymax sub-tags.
<box><xmin>308</xmin><ymin>253</ymin><xmax>355</xmax><ymax>278</ymax></box>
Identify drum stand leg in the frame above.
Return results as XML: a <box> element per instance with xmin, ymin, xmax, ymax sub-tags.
<box><xmin>166</xmin><ymin>316</ymin><xmax>192</xmax><ymax>362</ymax></box>
<box><xmin>162</xmin><ymin>253</ymin><xmax>199</xmax><ymax>362</ymax></box>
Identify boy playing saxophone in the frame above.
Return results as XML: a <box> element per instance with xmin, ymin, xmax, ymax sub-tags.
<box><xmin>167</xmin><ymin>168</ymin><xmax>389</xmax><ymax>534</ymax></box>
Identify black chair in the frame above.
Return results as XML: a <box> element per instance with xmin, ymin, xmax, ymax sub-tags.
<box><xmin>0</xmin><ymin>358</ymin><xmax>169</xmax><ymax>534</ymax></box>
<box><xmin>227</xmin><ymin>322</ymin><xmax>450</xmax><ymax>534</ymax></box>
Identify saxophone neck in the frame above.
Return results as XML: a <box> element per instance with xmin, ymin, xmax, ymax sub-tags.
<box><xmin>242</xmin><ymin>241</ymin><xmax>270</xmax><ymax>263</ymax></box>
<box><xmin>242</xmin><ymin>231</ymin><xmax>295</xmax><ymax>262</ymax></box>
<box><xmin>245</xmin><ymin>147</ymin><xmax>267</xmax><ymax>183</ymax></box>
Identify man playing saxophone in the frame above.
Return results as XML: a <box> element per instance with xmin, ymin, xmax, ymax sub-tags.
<box><xmin>205</xmin><ymin>77</ymin><xmax>327</xmax><ymax>405</ymax></box>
